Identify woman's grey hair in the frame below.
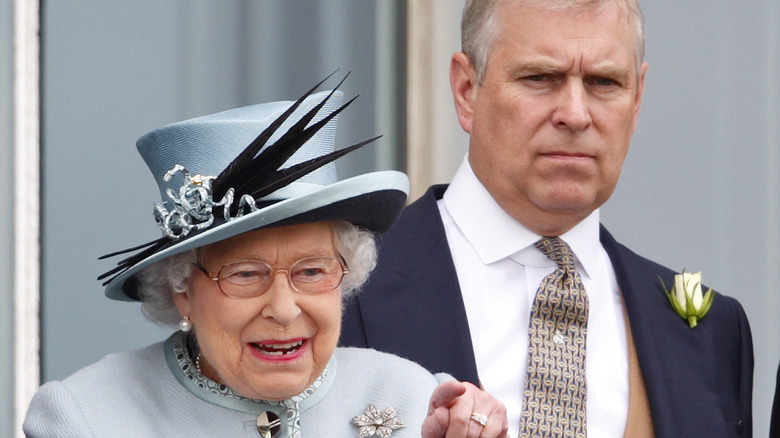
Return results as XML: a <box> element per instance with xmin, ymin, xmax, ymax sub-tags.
<box><xmin>136</xmin><ymin>221</ymin><xmax>377</xmax><ymax>327</ymax></box>
<box><xmin>462</xmin><ymin>0</ymin><xmax>646</xmax><ymax>84</ymax></box>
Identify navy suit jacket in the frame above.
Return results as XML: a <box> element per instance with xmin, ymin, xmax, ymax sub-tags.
<box><xmin>771</xmin><ymin>363</ymin><xmax>780</xmax><ymax>437</ymax></box>
<box><xmin>341</xmin><ymin>185</ymin><xmax>753</xmax><ymax>437</ymax></box>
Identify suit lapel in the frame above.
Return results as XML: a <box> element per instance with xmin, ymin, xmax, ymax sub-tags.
<box><xmin>600</xmin><ymin>226</ymin><xmax>741</xmax><ymax>437</ymax></box>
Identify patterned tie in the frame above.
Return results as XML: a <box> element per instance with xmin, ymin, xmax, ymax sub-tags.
<box><xmin>519</xmin><ymin>237</ymin><xmax>589</xmax><ymax>438</ymax></box>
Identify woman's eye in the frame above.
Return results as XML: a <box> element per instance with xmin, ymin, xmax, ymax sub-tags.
<box><xmin>225</xmin><ymin>270</ymin><xmax>265</xmax><ymax>284</ymax></box>
<box><xmin>291</xmin><ymin>263</ymin><xmax>329</xmax><ymax>283</ymax></box>
<box><xmin>236</xmin><ymin>270</ymin><xmax>261</xmax><ymax>278</ymax></box>
<box><xmin>299</xmin><ymin>267</ymin><xmax>325</xmax><ymax>277</ymax></box>
<box><xmin>221</xmin><ymin>262</ymin><xmax>271</xmax><ymax>284</ymax></box>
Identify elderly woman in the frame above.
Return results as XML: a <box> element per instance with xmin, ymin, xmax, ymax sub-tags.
<box><xmin>23</xmin><ymin>82</ymin><xmax>508</xmax><ymax>438</ymax></box>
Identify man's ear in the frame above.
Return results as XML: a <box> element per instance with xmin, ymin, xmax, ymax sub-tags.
<box><xmin>450</xmin><ymin>51</ymin><xmax>479</xmax><ymax>134</ymax></box>
<box><xmin>631</xmin><ymin>61</ymin><xmax>649</xmax><ymax>132</ymax></box>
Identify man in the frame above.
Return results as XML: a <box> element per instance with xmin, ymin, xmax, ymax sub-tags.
<box><xmin>772</xmin><ymin>369</ymin><xmax>779</xmax><ymax>437</ymax></box>
<box><xmin>340</xmin><ymin>0</ymin><xmax>753</xmax><ymax>437</ymax></box>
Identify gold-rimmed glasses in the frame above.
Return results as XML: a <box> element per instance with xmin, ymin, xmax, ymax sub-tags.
<box><xmin>194</xmin><ymin>257</ymin><xmax>349</xmax><ymax>298</ymax></box>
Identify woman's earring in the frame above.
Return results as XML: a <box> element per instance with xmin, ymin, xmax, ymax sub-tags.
<box><xmin>179</xmin><ymin>316</ymin><xmax>193</xmax><ymax>332</ymax></box>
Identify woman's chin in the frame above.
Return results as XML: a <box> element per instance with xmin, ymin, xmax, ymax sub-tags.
<box><xmin>238</xmin><ymin>373</ymin><xmax>313</xmax><ymax>401</ymax></box>
<box><xmin>233</xmin><ymin>342</ymin><xmax>316</xmax><ymax>400</ymax></box>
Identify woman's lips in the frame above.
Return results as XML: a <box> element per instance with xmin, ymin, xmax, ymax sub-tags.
<box><xmin>252</xmin><ymin>340</ymin><xmax>304</xmax><ymax>355</ymax></box>
<box><xmin>249</xmin><ymin>339</ymin><xmax>307</xmax><ymax>361</ymax></box>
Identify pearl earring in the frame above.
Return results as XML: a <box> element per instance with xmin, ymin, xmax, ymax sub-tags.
<box><xmin>179</xmin><ymin>316</ymin><xmax>193</xmax><ymax>333</ymax></box>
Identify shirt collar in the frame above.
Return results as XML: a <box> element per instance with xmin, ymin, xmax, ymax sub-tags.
<box><xmin>441</xmin><ymin>156</ymin><xmax>602</xmax><ymax>279</ymax></box>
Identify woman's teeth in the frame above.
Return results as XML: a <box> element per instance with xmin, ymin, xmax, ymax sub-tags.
<box><xmin>253</xmin><ymin>340</ymin><xmax>304</xmax><ymax>355</ymax></box>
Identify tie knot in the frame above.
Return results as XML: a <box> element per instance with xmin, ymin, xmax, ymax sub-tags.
<box><xmin>535</xmin><ymin>237</ymin><xmax>576</xmax><ymax>269</ymax></box>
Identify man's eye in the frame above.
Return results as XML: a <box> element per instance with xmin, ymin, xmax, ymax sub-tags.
<box><xmin>524</xmin><ymin>74</ymin><xmax>552</xmax><ymax>82</ymax></box>
<box><xmin>591</xmin><ymin>77</ymin><xmax>618</xmax><ymax>87</ymax></box>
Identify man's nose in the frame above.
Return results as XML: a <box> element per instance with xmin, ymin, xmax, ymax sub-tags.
<box><xmin>552</xmin><ymin>80</ymin><xmax>592</xmax><ymax>132</ymax></box>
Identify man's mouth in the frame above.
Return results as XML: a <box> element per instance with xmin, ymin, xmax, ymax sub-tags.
<box><xmin>540</xmin><ymin>151</ymin><xmax>594</xmax><ymax>158</ymax></box>
<box><xmin>251</xmin><ymin>340</ymin><xmax>305</xmax><ymax>356</ymax></box>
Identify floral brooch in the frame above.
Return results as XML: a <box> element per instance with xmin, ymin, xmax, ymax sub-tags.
<box><xmin>352</xmin><ymin>404</ymin><xmax>405</xmax><ymax>437</ymax></box>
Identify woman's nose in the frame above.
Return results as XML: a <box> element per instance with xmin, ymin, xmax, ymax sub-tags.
<box><xmin>259</xmin><ymin>272</ymin><xmax>301</xmax><ymax>324</ymax></box>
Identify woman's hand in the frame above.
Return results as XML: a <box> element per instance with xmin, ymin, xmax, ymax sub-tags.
<box><xmin>421</xmin><ymin>380</ymin><xmax>508</xmax><ymax>438</ymax></box>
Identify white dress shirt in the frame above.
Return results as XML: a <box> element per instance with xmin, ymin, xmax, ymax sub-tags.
<box><xmin>438</xmin><ymin>156</ymin><xmax>629</xmax><ymax>437</ymax></box>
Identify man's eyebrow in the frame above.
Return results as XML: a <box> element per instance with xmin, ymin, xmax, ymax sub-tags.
<box><xmin>508</xmin><ymin>60</ymin><xmax>633</xmax><ymax>83</ymax></box>
<box><xmin>588</xmin><ymin>65</ymin><xmax>631</xmax><ymax>81</ymax></box>
<box><xmin>510</xmin><ymin>62</ymin><xmax>564</xmax><ymax>75</ymax></box>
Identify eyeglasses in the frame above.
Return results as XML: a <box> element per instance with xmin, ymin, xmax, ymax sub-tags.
<box><xmin>194</xmin><ymin>257</ymin><xmax>349</xmax><ymax>299</ymax></box>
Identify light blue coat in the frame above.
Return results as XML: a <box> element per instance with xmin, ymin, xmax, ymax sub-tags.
<box><xmin>24</xmin><ymin>334</ymin><xmax>450</xmax><ymax>437</ymax></box>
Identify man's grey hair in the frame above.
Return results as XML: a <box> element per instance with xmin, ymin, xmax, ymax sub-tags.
<box><xmin>135</xmin><ymin>221</ymin><xmax>377</xmax><ymax>326</ymax></box>
<box><xmin>461</xmin><ymin>0</ymin><xmax>646</xmax><ymax>84</ymax></box>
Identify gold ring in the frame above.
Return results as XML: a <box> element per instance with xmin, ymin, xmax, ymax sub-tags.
<box><xmin>470</xmin><ymin>412</ymin><xmax>488</xmax><ymax>426</ymax></box>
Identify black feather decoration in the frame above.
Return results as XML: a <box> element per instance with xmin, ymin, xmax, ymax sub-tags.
<box><xmin>212</xmin><ymin>71</ymin><xmax>347</xmax><ymax>199</ymax></box>
<box><xmin>229</xmin><ymin>95</ymin><xmax>358</xmax><ymax>202</ymax></box>
<box><xmin>98</xmin><ymin>73</ymin><xmax>379</xmax><ymax>287</ymax></box>
<box><xmin>97</xmin><ymin>237</ymin><xmax>171</xmax><ymax>285</ymax></box>
<box><xmin>243</xmin><ymin>135</ymin><xmax>380</xmax><ymax>201</ymax></box>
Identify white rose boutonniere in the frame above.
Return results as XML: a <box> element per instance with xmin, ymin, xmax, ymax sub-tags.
<box><xmin>660</xmin><ymin>270</ymin><xmax>715</xmax><ymax>328</ymax></box>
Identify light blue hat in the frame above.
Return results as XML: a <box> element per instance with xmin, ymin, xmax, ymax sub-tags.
<box><xmin>100</xmin><ymin>82</ymin><xmax>409</xmax><ymax>301</ymax></box>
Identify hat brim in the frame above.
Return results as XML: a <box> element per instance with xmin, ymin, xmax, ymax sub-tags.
<box><xmin>105</xmin><ymin>170</ymin><xmax>409</xmax><ymax>302</ymax></box>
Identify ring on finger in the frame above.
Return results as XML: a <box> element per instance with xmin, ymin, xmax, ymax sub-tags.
<box><xmin>470</xmin><ymin>412</ymin><xmax>488</xmax><ymax>427</ymax></box>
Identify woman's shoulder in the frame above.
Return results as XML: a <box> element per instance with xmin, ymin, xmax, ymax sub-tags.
<box><xmin>60</xmin><ymin>342</ymin><xmax>166</xmax><ymax>386</ymax></box>
<box><xmin>23</xmin><ymin>342</ymin><xmax>173</xmax><ymax>436</ymax></box>
<box><xmin>333</xmin><ymin>347</ymin><xmax>452</xmax><ymax>388</ymax></box>
<box><xmin>335</xmin><ymin>346</ymin><xmax>430</xmax><ymax>369</ymax></box>
<box><xmin>29</xmin><ymin>342</ymin><xmax>169</xmax><ymax>408</ymax></box>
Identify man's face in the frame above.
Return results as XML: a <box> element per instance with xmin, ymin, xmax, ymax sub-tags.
<box><xmin>451</xmin><ymin>1</ymin><xmax>647</xmax><ymax>236</ymax></box>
